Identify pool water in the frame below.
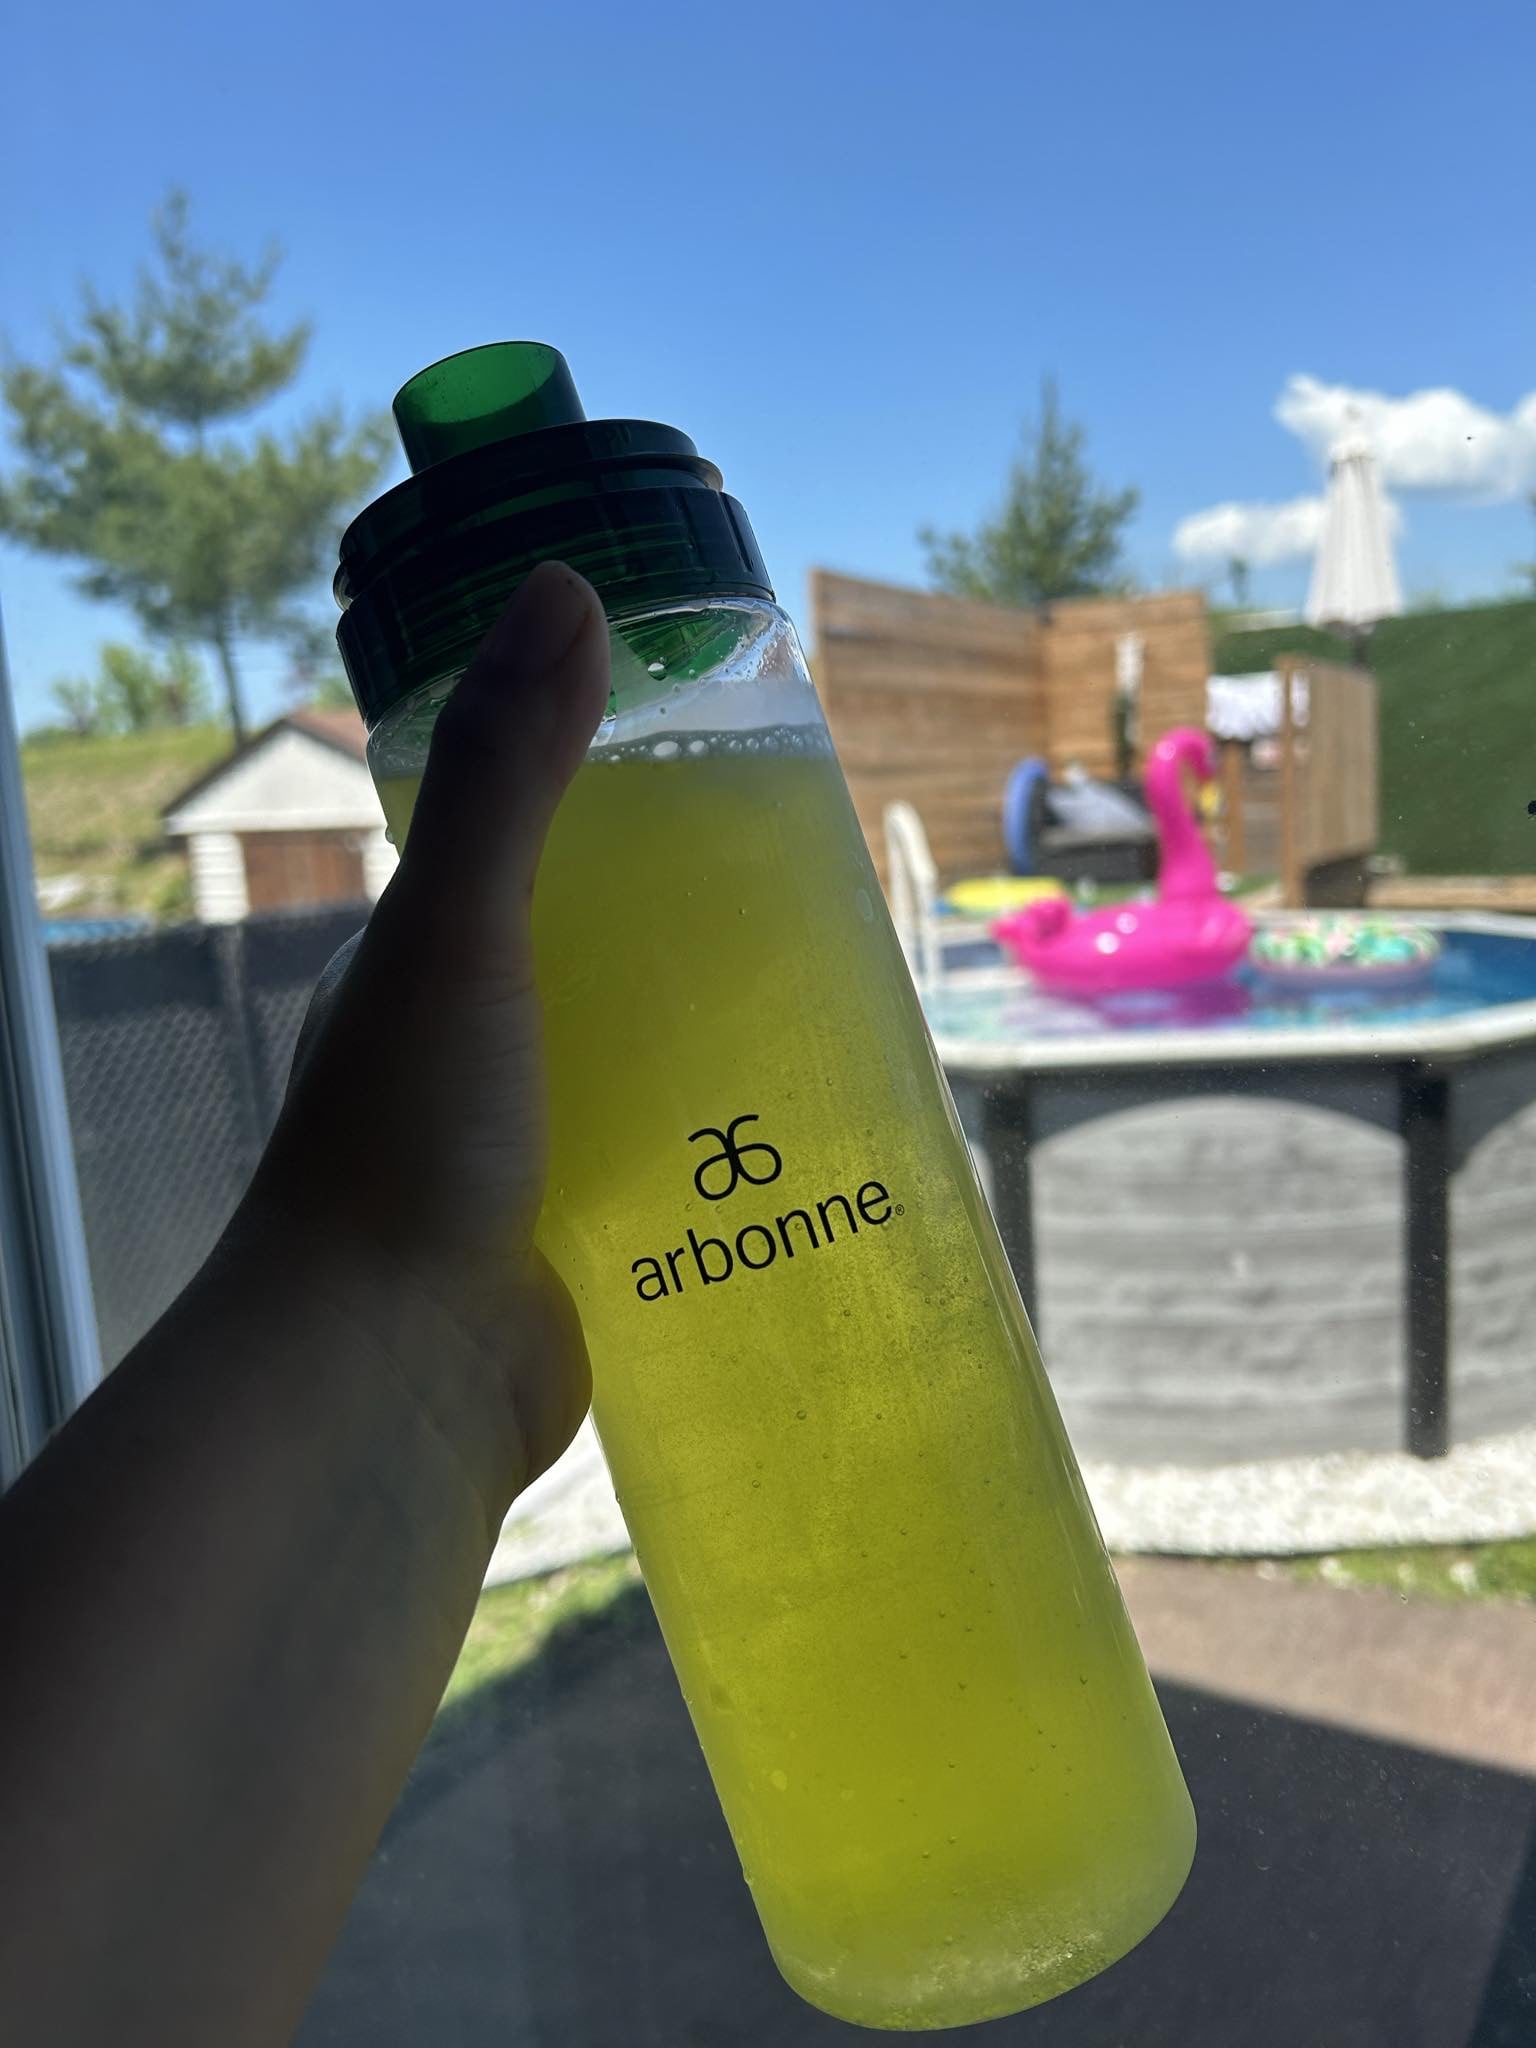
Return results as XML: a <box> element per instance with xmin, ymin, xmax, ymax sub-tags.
<box><xmin>42</xmin><ymin>915</ymin><xmax>153</xmax><ymax>945</ymax></box>
<box><xmin>926</xmin><ymin>929</ymin><xmax>1536</xmax><ymax>1045</ymax></box>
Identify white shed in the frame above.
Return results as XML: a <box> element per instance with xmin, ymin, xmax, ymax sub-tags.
<box><xmin>163</xmin><ymin>709</ymin><xmax>396</xmax><ymax>924</ymax></box>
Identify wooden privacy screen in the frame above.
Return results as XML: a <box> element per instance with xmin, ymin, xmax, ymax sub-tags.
<box><xmin>1279</xmin><ymin>658</ymin><xmax>1379</xmax><ymax>906</ymax></box>
<box><xmin>1035</xmin><ymin>592</ymin><xmax>1211</xmax><ymax>781</ymax></box>
<box><xmin>810</xmin><ymin>572</ymin><xmax>1044</xmax><ymax>888</ymax></box>
<box><xmin>811</xmin><ymin>571</ymin><xmax>1209</xmax><ymax>887</ymax></box>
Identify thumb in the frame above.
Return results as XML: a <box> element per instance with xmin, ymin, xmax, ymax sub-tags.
<box><xmin>393</xmin><ymin>560</ymin><xmax>610</xmax><ymax>922</ymax></box>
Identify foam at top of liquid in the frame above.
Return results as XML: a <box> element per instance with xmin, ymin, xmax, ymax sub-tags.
<box><xmin>589</xmin><ymin>722</ymin><xmax>837</xmax><ymax>766</ymax></box>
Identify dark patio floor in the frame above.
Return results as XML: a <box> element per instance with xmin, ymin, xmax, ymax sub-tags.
<box><xmin>299</xmin><ymin>1565</ymin><xmax>1536</xmax><ymax>2047</ymax></box>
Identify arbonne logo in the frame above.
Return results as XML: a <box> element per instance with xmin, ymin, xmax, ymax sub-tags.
<box><xmin>631</xmin><ymin>1112</ymin><xmax>901</xmax><ymax>1303</ymax></box>
<box><xmin>688</xmin><ymin>1115</ymin><xmax>783</xmax><ymax>1201</ymax></box>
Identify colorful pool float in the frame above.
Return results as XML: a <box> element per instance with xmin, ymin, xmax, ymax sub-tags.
<box><xmin>942</xmin><ymin>876</ymin><xmax>1065</xmax><ymax>918</ymax></box>
<box><xmin>1249</xmin><ymin>916</ymin><xmax>1441</xmax><ymax>989</ymax></box>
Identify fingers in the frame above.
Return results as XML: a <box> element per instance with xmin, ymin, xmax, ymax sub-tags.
<box><xmin>395</xmin><ymin>561</ymin><xmax>610</xmax><ymax>921</ymax></box>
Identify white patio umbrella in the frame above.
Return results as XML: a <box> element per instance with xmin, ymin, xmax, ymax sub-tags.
<box><xmin>1304</xmin><ymin>432</ymin><xmax>1402</xmax><ymax>633</ymax></box>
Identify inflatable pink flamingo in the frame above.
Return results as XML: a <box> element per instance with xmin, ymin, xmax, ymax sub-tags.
<box><xmin>993</xmin><ymin>728</ymin><xmax>1252</xmax><ymax>997</ymax></box>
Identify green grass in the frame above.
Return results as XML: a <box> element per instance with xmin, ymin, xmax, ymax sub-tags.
<box><xmin>1213</xmin><ymin>598</ymin><xmax>1536</xmax><ymax>876</ymax></box>
<box><xmin>1240</xmin><ymin>1535</ymin><xmax>1536</xmax><ymax>1603</ymax></box>
<box><xmin>433</xmin><ymin>1537</ymin><xmax>1536</xmax><ymax>1741</ymax></box>
<box><xmin>20</xmin><ymin>723</ymin><xmax>230</xmax><ymax>920</ymax></box>
<box><xmin>439</xmin><ymin>1551</ymin><xmax>643</xmax><ymax>1710</ymax></box>
<box><xmin>1069</xmin><ymin>875</ymin><xmax>1273</xmax><ymax>905</ymax></box>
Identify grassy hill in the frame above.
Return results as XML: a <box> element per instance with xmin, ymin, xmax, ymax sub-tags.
<box><xmin>1213</xmin><ymin>599</ymin><xmax>1536</xmax><ymax>876</ymax></box>
<box><xmin>21</xmin><ymin>724</ymin><xmax>231</xmax><ymax>921</ymax></box>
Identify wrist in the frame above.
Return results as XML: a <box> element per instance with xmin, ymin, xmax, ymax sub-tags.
<box><xmin>211</xmin><ymin>1178</ymin><xmax>546</xmax><ymax>1536</ymax></box>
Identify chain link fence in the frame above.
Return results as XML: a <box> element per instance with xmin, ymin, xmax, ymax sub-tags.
<box><xmin>48</xmin><ymin>904</ymin><xmax>369</xmax><ymax>1369</ymax></box>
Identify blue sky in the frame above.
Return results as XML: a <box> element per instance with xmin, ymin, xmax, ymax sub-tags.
<box><xmin>4</xmin><ymin>0</ymin><xmax>1535</xmax><ymax>730</ymax></box>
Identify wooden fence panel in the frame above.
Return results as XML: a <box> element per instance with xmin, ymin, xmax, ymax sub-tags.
<box><xmin>1039</xmin><ymin>591</ymin><xmax>1211</xmax><ymax>780</ymax></box>
<box><xmin>813</xmin><ymin>571</ymin><xmax>1044</xmax><ymax>887</ymax></box>
<box><xmin>1281</xmin><ymin>659</ymin><xmax>1379</xmax><ymax>904</ymax></box>
<box><xmin>811</xmin><ymin>572</ymin><xmax>1212</xmax><ymax>889</ymax></box>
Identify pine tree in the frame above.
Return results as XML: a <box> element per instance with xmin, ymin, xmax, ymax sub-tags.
<box><xmin>0</xmin><ymin>193</ymin><xmax>392</xmax><ymax>744</ymax></box>
<box><xmin>920</xmin><ymin>378</ymin><xmax>1138</xmax><ymax>608</ymax></box>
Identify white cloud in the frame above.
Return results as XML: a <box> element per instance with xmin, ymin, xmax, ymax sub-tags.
<box><xmin>1172</xmin><ymin>494</ymin><xmax>1327</xmax><ymax>566</ymax></box>
<box><xmin>1174</xmin><ymin>486</ymin><xmax>1404</xmax><ymax>568</ymax></box>
<box><xmin>1172</xmin><ymin>371</ymin><xmax>1536</xmax><ymax>566</ymax></box>
<box><xmin>1274</xmin><ymin>374</ymin><xmax>1536</xmax><ymax>499</ymax></box>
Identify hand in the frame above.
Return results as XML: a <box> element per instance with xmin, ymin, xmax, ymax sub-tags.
<box><xmin>250</xmin><ymin>559</ymin><xmax>611</xmax><ymax>1496</ymax></box>
<box><xmin>0</xmin><ymin>563</ymin><xmax>614</xmax><ymax>2048</ymax></box>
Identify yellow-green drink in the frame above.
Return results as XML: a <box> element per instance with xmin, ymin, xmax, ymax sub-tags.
<box><xmin>377</xmin><ymin>723</ymin><xmax>1194</xmax><ymax>2027</ymax></box>
<box><xmin>344</xmin><ymin>343</ymin><xmax>1193</xmax><ymax>2029</ymax></box>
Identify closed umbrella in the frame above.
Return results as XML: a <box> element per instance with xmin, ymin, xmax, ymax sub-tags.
<box><xmin>1305</xmin><ymin>432</ymin><xmax>1402</xmax><ymax>635</ymax></box>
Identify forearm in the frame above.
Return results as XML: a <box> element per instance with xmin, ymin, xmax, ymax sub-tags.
<box><xmin>0</xmin><ymin>1205</ymin><xmax>530</xmax><ymax>2048</ymax></box>
<box><xmin>0</xmin><ymin>563</ymin><xmax>606</xmax><ymax>2043</ymax></box>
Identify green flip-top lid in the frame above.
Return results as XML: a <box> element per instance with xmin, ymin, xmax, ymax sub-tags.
<box><xmin>335</xmin><ymin>342</ymin><xmax>773</xmax><ymax>725</ymax></box>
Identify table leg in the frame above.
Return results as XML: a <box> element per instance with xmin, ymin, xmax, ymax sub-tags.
<box><xmin>1402</xmin><ymin>1068</ymin><xmax>1451</xmax><ymax>1459</ymax></box>
<box><xmin>981</xmin><ymin>1084</ymin><xmax>1038</xmax><ymax>1323</ymax></box>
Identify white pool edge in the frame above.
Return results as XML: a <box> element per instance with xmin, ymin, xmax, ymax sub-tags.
<box><xmin>932</xmin><ymin>911</ymin><xmax>1536</xmax><ymax>1071</ymax></box>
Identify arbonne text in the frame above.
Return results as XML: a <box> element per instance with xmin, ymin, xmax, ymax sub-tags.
<box><xmin>630</xmin><ymin>1114</ymin><xmax>899</xmax><ymax>1302</ymax></box>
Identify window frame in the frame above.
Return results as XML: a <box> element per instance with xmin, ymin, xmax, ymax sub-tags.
<box><xmin>0</xmin><ymin>608</ymin><xmax>100</xmax><ymax>1486</ymax></box>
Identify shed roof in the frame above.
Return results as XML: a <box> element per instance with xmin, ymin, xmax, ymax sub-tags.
<box><xmin>162</xmin><ymin>709</ymin><xmax>369</xmax><ymax>821</ymax></box>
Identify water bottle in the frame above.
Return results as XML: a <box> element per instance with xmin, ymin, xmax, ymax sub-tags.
<box><xmin>337</xmin><ymin>343</ymin><xmax>1194</xmax><ymax>2030</ymax></box>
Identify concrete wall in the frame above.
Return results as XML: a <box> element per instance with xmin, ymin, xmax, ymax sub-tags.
<box><xmin>1029</xmin><ymin>1095</ymin><xmax>1410</xmax><ymax>1464</ymax></box>
<box><xmin>958</xmin><ymin>1058</ymin><xmax>1536</xmax><ymax>1467</ymax></box>
<box><xmin>1451</xmin><ymin>1060</ymin><xmax>1536</xmax><ymax>1442</ymax></box>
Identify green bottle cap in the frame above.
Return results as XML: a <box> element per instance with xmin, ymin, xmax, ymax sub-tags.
<box><xmin>335</xmin><ymin>341</ymin><xmax>773</xmax><ymax>725</ymax></box>
<box><xmin>392</xmin><ymin>342</ymin><xmax>585</xmax><ymax>470</ymax></box>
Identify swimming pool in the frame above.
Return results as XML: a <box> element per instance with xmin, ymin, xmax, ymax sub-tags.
<box><xmin>933</xmin><ymin>916</ymin><xmax>1536</xmax><ymax>1467</ymax></box>
<box><xmin>928</xmin><ymin>925</ymin><xmax>1536</xmax><ymax>1056</ymax></box>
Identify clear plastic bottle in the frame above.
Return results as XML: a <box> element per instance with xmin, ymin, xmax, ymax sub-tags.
<box><xmin>340</xmin><ymin>344</ymin><xmax>1194</xmax><ymax>2030</ymax></box>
